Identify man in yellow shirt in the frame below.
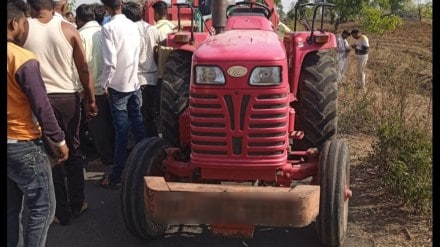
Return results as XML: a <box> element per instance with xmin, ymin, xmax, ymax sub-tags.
<box><xmin>151</xmin><ymin>1</ymin><xmax>176</xmax><ymax>123</ymax></box>
<box><xmin>152</xmin><ymin>0</ymin><xmax>176</xmax><ymax>44</ymax></box>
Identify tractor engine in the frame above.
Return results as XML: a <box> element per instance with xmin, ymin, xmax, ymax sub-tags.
<box><xmin>189</xmin><ymin>17</ymin><xmax>291</xmax><ymax>182</ymax></box>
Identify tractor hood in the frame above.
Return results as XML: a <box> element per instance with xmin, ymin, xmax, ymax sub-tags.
<box><xmin>193</xmin><ymin>30</ymin><xmax>286</xmax><ymax>62</ymax></box>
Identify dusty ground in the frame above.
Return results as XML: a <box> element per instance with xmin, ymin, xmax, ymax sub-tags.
<box><xmin>336</xmin><ymin>19</ymin><xmax>432</xmax><ymax>246</ymax></box>
<box><xmin>340</xmin><ymin>133</ymin><xmax>432</xmax><ymax>247</ymax></box>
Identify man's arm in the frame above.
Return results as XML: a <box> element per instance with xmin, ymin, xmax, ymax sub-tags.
<box><xmin>343</xmin><ymin>39</ymin><xmax>351</xmax><ymax>52</ymax></box>
<box><xmin>361</xmin><ymin>35</ymin><xmax>370</xmax><ymax>51</ymax></box>
<box><xmin>16</xmin><ymin>59</ymin><xmax>69</xmax><ymax>163</ymax></box>
<box><xmin>62</xmin><ymin>22</ymin><xmax>98</xmax><ymax>116</ymax></box>
<box><xmin>101</xmin><ymin>26</ymin><xmax>117</xmax><ymax>94</ymax></box>
<box><xmin>361</xmin><ymin>35</ymin><xmax>370</xmax><ymax>47</ymax></box>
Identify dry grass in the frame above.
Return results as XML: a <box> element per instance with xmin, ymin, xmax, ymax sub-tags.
<box><xmin>335</xmin><ymin>19</ymin><xmax>432</xmax><ymax>247</ymax></box>
<box><xmin>338</xmin><ymin>19</ymin><xmax>432</xmax><ymax>136</ymax></box>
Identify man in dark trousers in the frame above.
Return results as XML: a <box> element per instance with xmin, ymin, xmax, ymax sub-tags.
<box><xmin>76</xmin><ymin>3</ymin><xmax>115</xmax><ymax>166</ymax></box>
<box><xmin>24</xmin><ymin>0</ymin><xmax>98</xmax><ymax>225</ymax></box>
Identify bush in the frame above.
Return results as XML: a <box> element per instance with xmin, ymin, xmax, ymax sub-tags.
<box><xmin>370</xmin><ymin>119</ymin><xmax>432</xmax><ymax>214</ymax></box>
<box><xmin>338</xmin><ymin>90</ymin><xmax>377</xmax><ymax>134</ymax></box>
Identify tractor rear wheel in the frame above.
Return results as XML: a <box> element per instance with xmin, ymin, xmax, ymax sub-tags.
<box><xmin>160</xmin><ymin>50</ymin><xmax>192</xmax><ymax>147</ymax></box>
<box><xmin>121</xmin><ymin>137</ymin><xmax>170</xmax><ymax>240</ymax></box>
<box><xmin>294</xmin><ymin>50</ymin><xmax>338</xmax><ymax>150</ymax></box>
<box><xmin>317</xmin><ymin>139</ymin><xmax>350</xmax><ymax>247</ymax></box>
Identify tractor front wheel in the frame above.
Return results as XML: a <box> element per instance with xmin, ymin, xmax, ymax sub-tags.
<box><xmin>317</xmin><ymin>139</ymin><xmax>350</xmax><ymax>247</ymax></box>
<box><xmin>121</xmin><ymin>137</ymin><xmax>170</xmax><ymax>240</ymax></box>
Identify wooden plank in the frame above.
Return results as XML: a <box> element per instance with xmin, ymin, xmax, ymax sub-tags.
<box><xmin>144</xmin><ymin>177</ymin><xmax>320</xmax><ymax>227</ymax></box>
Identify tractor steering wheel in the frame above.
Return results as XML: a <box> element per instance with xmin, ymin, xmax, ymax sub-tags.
<box><xmin>226</xmin><ymin>1</ymin><xmax>272</xmax><ymax>19</ymax></box>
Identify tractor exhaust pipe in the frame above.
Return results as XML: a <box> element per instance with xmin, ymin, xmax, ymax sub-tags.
<box><xmin>212</xmin><ymin>0</ymin><xmax>227</xmax><ymax>34</ymax></box>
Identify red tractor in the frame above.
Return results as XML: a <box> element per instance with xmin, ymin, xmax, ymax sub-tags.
<box><xmin>122</xmin><ymin>1</ymin><xmax>351</xmax><ymax>246</ymax></box>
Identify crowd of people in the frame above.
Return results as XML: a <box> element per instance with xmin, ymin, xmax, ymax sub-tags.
<box><xmin>7</xmin><ymin>0</ymin><xmax>175</xmax><ymax>245</ymax></box>
<box><xmin>336</xmin><ymin>28</ymin><xmax>370</xmax><ymax>90</ymax></box>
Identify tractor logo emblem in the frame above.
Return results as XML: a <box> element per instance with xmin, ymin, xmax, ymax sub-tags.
<box><xmin>227</xmin><ymin>66</ymin><xmax>247</xmax><ymax>77</ymax></box>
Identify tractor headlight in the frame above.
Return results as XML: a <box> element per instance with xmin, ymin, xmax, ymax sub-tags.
<box><xmin>249</xmin><ymin>67</ymin><xmax>281</xmax><ymax>86</ymax></box>
<box><xmin>195</xmin><ymin>66</ymin><xmax>226</xmax><ymax>85</ymax></box>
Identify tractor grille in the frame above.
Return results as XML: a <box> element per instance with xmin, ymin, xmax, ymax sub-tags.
<box><xmin>190</xmin><ymin>92</ymin><xmax>289</xmax><ymax>158</ymax></box>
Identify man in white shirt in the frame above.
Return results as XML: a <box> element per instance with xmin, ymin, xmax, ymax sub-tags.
<box><xmin>336</xmin><ymin>30</ymin><xmax>351</xmax><ymax>84</ymax></box>
<box><xmin>351</xmin><ymin>29</ymin><xmax>369</xmax><ymax>90</ymax></box>
<box><xmin>123</xmin><ymin>2</ymin><xmax>161</xmax><ymax>137</ymax></box>
<box><xmin>98</xmin><ymin>0</ymin><xmax>145</xmax><ymax>189</ymax></box>
<box><xmin>76</xmin><ymin>3</ymin><xmax>115</xmax><ymax>167</ymax></box>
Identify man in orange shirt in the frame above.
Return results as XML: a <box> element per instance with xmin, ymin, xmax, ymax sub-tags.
<box><xmin>7</xmin><ymin>0</ymin><xmax>68</xmax><ymax>245</ymax></box>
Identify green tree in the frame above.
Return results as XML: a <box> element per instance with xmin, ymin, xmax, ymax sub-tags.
<box><xmin>419</xmin><ymin>1</ymin><xmax>432</xmax><ymax>19</ymax></box>
<box><xmin>389</xmin><ymin>0</ymin><xmax>411</xmax><ymax>13</ymax></box>
<box><xmin>371</xmin><ymin>0</ymin><xmax>391</xmax><ymax>10</ymax></box>
<box><xmin>274</xmin><ymin>0</ymin><xmax>284</xmax><ymax>18</ymax></box>
<box><xmin>361</xmin><ymin>5</ymin><xmax>403</xmax><ymax>49</ymax></box>
<box><xmin>327</xmin><ymin>0</ymin><xmax>368</xmax><ymax>22</ymax></box>
<box><xmin>294</xmin><ymin>0</ymin><xmax>309</xmax><ymax>19</ymax></box>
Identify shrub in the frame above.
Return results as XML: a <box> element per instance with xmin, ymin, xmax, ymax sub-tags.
<box><xmin>338</xmin><ymin>90</ymin><xmax>376</xmax><ymax>135</ymax></box>
<box><xmin>370</xmin><ymin>119</ymin><xmax>432</xmax><ymax>214</ymax></box>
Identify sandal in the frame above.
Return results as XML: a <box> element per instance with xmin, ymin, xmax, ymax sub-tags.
<box><xmin>96</xmin><ymin>175</ymin><xmax>121</xmax><ymax>190</ymax></box>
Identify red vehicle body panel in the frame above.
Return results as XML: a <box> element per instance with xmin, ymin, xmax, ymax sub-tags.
<box><xmin>225</xmin><ymin>15</ymin><xmax>274</xmax><ymax>31</ymax></box>
<box><xmin>148</xmin><ymin>0</ymin><xmax>337</xmax><ymax>184</ymax></box>
<box><xmin>283</xmin><ymin>32</ymin><xmax>337</xmax><ymax>97</ymax></box>
<box><xmin>188</xmin><ymin>20</ymin><xmax>291</xmax><ymax>181</ymax></box>
<box><xmin>193</xmin><ymin>29</ymin><xmax>285</xmax><ymax>62</ymax></box>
